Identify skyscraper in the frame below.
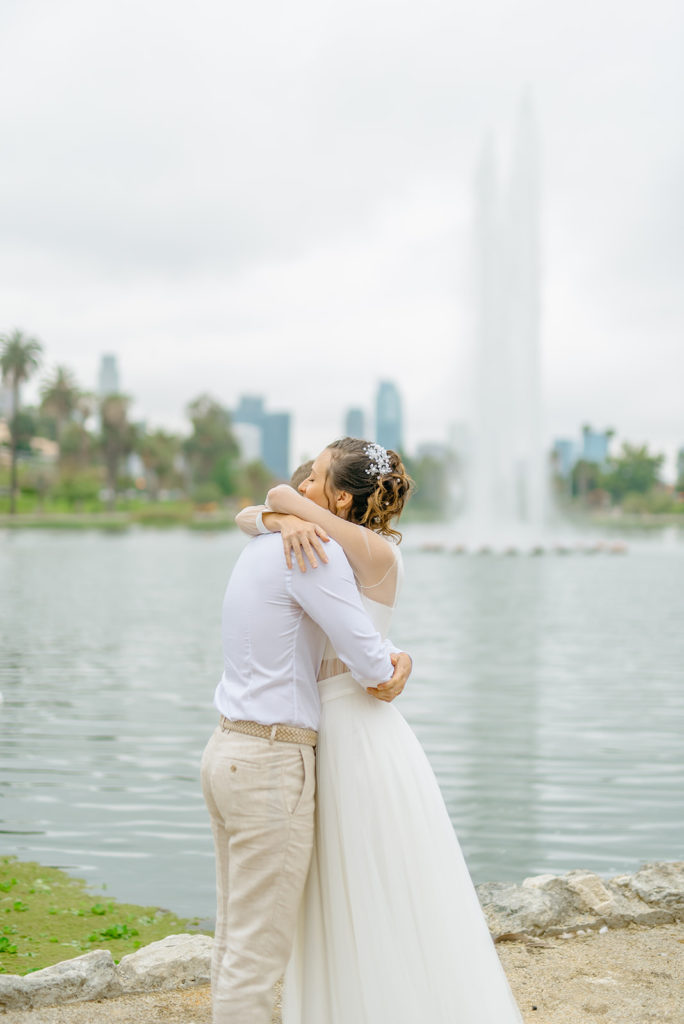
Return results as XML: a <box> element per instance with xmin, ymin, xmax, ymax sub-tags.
<box><xmin>232</xmin><ymin>422</ymin><xmax>261</xmax><ymax>464</ymax></box>
<box><xmin>262</xmin><ymin>413</ymin><xmax>290</xmax><ymax>481</ymax></box>
<box><xmin>98</xmin><ymin>354</ymin><xmax>120</xmax><ymax>396</ymax></box>
<box><xmin>233</xmin><ymin>395</ymin><xmax>291</xmax><ymax>480</ymax></box>
<box><xmin>344</xmin><ymin>407</ymin><xmax>365</xmax><ymax>438</ymax></box>
<box><xmin>552</xmin><ymin>439</ymin><xmax>578</xmax><ymax>479</ymax></box>
<box><xmin>375</xmin><ymin>381</ymin><xmax>403</xmax><ymax>452</ymax></box>
<box><xmin>581</xmin><ymin>427</ymin><xmax>611</xmax><ymax>468</ymax></box>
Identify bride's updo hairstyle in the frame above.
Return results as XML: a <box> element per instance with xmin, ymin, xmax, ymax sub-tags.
<box><xmin>325</xmin><ymin>437</ymin><xmax>412</xmax><ymax>541</ymax></box>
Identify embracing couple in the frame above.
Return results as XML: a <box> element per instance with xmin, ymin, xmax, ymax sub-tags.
<box><xmin>201</xmin><ymin>437</ymin><xmax>523</xmax><ymax>1024</ymax></box>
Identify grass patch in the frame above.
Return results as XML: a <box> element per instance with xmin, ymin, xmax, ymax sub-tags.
<box><xmin>129</xmin><ymin>503</ymin><xmax>195</xmax><ymax>526</ymax></box>
<box><xmin>187</xmin><ymin>517</ymin><xmax>235</xmax><ymax>531</ymax></box>
<box><xmin>0</xmin><ymin>858</ymin><xmax>209</xmax><ymax>976</ymax></box>
<box><xmin>0</xmin><ymin>507</ymin><xmax>237</xmax><ymax>531</ymax></box>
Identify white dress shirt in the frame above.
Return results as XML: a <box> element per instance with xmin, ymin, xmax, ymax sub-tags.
<box><xmin>213</xmin><ymin>534</ymin><xmax>397</xmax><ymax>731</ymax></box>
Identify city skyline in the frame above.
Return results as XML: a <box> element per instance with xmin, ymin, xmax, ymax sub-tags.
<box><xmin>1</xmin><ymin>1</ymin><xmax>682</xmax><ymax>477</ymax></box>
<box><xmin>9</xmin><ymin>331</ymin><xmax>680</xmax><ymax>482</ymax></box>
<box><xmin>6</xmin><ymin>348</ymin><xmax>675</xmax><ymax>487</ymax></box>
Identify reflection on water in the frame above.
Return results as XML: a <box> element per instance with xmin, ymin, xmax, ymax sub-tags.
<box><xmin>1</xmin><ymin>529</ymin><xmax>683</xmax><ymax>917</ymax></box>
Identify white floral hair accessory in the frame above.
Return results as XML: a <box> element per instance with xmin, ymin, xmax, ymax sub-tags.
<box><xmin>364</xmin><ymin>442</ymin><xmax>392</xmax><ymax>478</ymax></box>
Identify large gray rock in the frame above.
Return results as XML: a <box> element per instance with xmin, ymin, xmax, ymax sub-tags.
<box><xmin>0</xmin><ymin>949</ymin><xmax>121</xmax><ymax>1012</ymax></box>
<box><xmin>556</xmin><ymin>870</ymin><xmax>642</xmax><ymax>928</ymax></box>
<box><xmin>117</xmin><ymin>932</ymin><xmax>213</xmax><ymax>993</ymax></box>
<box><xmin>622</xmin><ymin>861</ymin><xmax>684</xmax><ymax>911</ymax></box>
<box><xmin>564</xmin><ymin>870</ymin><xmax>615</xmax><ymax>915</ymax></box>
<box><xmin>477</xmin><ymin>863</ymin><xmax>684</xmax><ymax>938</ymax></box>
<box><xmin>476</xmin><ymin>881</ymin><xmax>561</xmax><ymax>937</ymax></box>
<box><xmin>479</xmin><ymin>873</ymin><xmax>605</xmax><ymax>936</ymax></box>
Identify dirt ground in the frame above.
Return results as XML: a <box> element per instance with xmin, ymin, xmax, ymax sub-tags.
<box><xmin>4</xmin><ymin>921</ymin><xmax>683</xmax><ymax>1024</ymax></box>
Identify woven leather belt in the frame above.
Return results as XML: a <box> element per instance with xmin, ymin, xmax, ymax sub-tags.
<box><xmin>220</xmin><ymin>716</ymin><xmax>317</xmax><ymax>747</ymax></box>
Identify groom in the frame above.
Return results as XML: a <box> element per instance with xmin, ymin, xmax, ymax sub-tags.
<box><xmin>201</xmin><ymin>505</ymin><xmax>411</xmax><ymax>1024</ymax></box>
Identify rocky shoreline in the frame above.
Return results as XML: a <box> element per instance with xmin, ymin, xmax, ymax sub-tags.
<box><xmin>1</xmin><ymin>861</ymin><xmax>682</xmax><ymax>1015</ymax></box>
<box><xmin>478</xmin><ymin>859</ymin><xmax>684</xmax><ymax>938</ymax></box>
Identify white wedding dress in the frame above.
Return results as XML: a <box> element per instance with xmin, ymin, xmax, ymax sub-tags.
<box><xmin>283</xmin><ymin>549</ymin><xmax>523</xmax><ymax>1023</ymax></box>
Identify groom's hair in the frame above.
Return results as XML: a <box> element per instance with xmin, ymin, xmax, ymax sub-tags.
<box><xmin>290</xmin><ymin>460</ymin><xmax>313</xmax><ymax>490</ymax></box>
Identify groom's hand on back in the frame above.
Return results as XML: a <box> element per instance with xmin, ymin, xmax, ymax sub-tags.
<box><xmin>367</xmin><ymin>652</ymin><xmax>412</xmax><ymax>703</ymax></box>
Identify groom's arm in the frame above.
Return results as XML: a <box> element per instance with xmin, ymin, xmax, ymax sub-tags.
<box><xmin>287</xmin><ymin>542</ymin><xmax>410</xmax><ymax>690</ymax></box>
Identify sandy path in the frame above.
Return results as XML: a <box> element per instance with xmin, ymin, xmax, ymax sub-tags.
<box><xmin>5</xmin><ymin>921</ymin><xmax>683</xmax><ymax>1023</ymax></box>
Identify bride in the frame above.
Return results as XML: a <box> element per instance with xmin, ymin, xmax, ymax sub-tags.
<box><xmin>237</xmin><ymin>437</ymin><xmax>523</xmax><ymax>1024</ymax></box>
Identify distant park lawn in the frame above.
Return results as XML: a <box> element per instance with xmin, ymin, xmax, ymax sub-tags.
<box><xmin>0</xmin><ymin>498</ymin><xmax>239</xmax><ymax>529</ymax></box>
<box><xmin>0</xmin><ymin>857</ymin><xmax>209</xmax><ymax>975</ymax></box>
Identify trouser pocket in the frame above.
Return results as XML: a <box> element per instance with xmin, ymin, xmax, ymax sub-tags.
<box><xmin>282</xmin><ymin>746</ymin><xmax>315</xmax><ymax>817</ymax></box>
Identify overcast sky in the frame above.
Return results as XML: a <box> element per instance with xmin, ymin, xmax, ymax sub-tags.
<box><xmin>1</xmin><ymin>0</ymin><xmax>682</xmax><ymax>474</ymax></box>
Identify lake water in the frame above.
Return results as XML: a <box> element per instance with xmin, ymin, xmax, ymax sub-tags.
<box><xmin>1</xmin><ymin>527</ymin><xmax>683</xmax><ymax>918</ymax></box>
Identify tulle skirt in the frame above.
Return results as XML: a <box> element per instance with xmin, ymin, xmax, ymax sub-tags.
<box><xmin>283</xmin><ymin>673</ymin><xmax>523</xmax><ymax>1023</ymax></box>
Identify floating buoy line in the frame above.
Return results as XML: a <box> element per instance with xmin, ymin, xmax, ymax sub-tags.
<box><xmin>417</xmin><ymin>541</ymin><xmax>629</xmax><ymax>556</ymax></box>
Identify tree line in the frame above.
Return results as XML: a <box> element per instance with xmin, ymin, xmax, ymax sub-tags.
<box><xmin>555</xmin><ymin>432</ymin><xmax>682</xmax><ymax>516</ymax></box>
<box><xmin>0</xmin><ymin>329</ymin><xmax>274</xmax><ymax>515</ymax></box>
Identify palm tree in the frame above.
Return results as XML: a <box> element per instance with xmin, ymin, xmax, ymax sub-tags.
<box><xmin>99</xmin><ymin>394</ymin><xmax>136</xmax><ymax>510</ymax></box>
<box><xmin>137</xmin><ymin>429</ymin><xmax>182</xmax><ymax>500</ymax></box>
<box><xmin>56</xmin><ymin>389</ymin><xmax>98</xmax><ymax>477</ymax></box>
<box><xmin>0</xmin><ymin>329</ymin><xmax>43</xmax><ymax>513</ymax></box>
<box><xmin>40</xmin><ymin>365</ymin><xmax>81</xmax><ymax>444</ymax></box>
<box><xmin>75</xmin><ymin>390</ymin><xmax>98</xmax><ymax>427</ymax></box>
<box><xmin>184</xmin><ymin>394</ymin><xmax>240</xmax><ymax>491</ymax></box>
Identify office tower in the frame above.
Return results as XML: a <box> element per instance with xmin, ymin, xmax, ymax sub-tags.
<box><xmin>234</xmin><ymin>396</ymin><xmax>265</xmax><ymax>426</ymax></box>
<box><xmin>581</xmin><ymin>427</ymin><xmax>611</xmax><ymax>467</ymax></box>
<box><xmin>344</xmin><ymin>407</ymin><xmax>365</xmax><ymax>439</ymax></box>
<box><xmin>375</xmin><ymin>381</ymin><xmax>403</xmax><ymax>452</ymax></box>
<box><xmin>232</xmin><ymin>422</ymin><xmax>262</xmax><ymax>464</ymax></box>
<box><xmin>233</xmin><ymin>395</ymin><xmax>291</xmax><ymax>480</ymax></box>
<box><xmin>552</xmin><ymin>439</ymin><xmax>578</xmax><ymax>478</ymax></box>
<box><xmin>98</xmin><ymin>354</ymin><xmax>120</xmax><ymax>396</ymax></box>
<box><xmin>262</xmin><ymin>412</ymin><xmax>291</xmax><ymax>481</ymax></box>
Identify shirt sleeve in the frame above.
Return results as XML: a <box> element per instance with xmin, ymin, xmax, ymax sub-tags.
<box><xmin>287</xmin><ymin>542</ymin><xmax>395</xmax><ymax>687</ymax></box>
<box><xmin>235</xmin><ymin>504</ymin><xmax>271</xmax><ymax>536</ymax></box>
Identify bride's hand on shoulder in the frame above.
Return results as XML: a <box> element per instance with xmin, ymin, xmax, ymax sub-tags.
<box><xmin>266</xmin><ymin>483</ymin><xmax>396</xmax><ymax>587</ymax></box>
<box><xmin>279</xmin><ymin>514</ymin><xmax>330</xmax><ymax>572</ymax></box>
<box><xmin>234</xmin><ymin>499</ymin><xmax>329</xmax><ymax>570</ymax></box>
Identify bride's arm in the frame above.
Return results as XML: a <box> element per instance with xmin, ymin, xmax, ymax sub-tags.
<box><xmin>235</xmin><ymin>504</ymin><xmax>331</xmax><ymax>571</ymax></box>
<box><xmin>266</xmin><ymin>484</ymin><xmax>396</xmax><ymax>587</ymax></box>
<box><xmin>235</xmin><ymin>504</ymin><xmax>270</xmax><ymax>537</ymax></box>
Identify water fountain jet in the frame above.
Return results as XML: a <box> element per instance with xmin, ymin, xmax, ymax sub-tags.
<box><xmin>458</xmin><ymin>94</ymin><xmax>548</xmax><ymax>551</ymax></box>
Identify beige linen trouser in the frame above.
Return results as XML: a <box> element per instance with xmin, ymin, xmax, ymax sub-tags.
<box><xmin>200</xmin><ymin>724</ymin><xmax>316</xmax><ymax>1024</ymax></box>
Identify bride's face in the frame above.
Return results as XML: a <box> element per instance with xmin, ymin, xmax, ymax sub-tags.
<box><xmin>298</xmin><ymin>449</ymin><xmax>335</xmax><ymax>511</ymax></box>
